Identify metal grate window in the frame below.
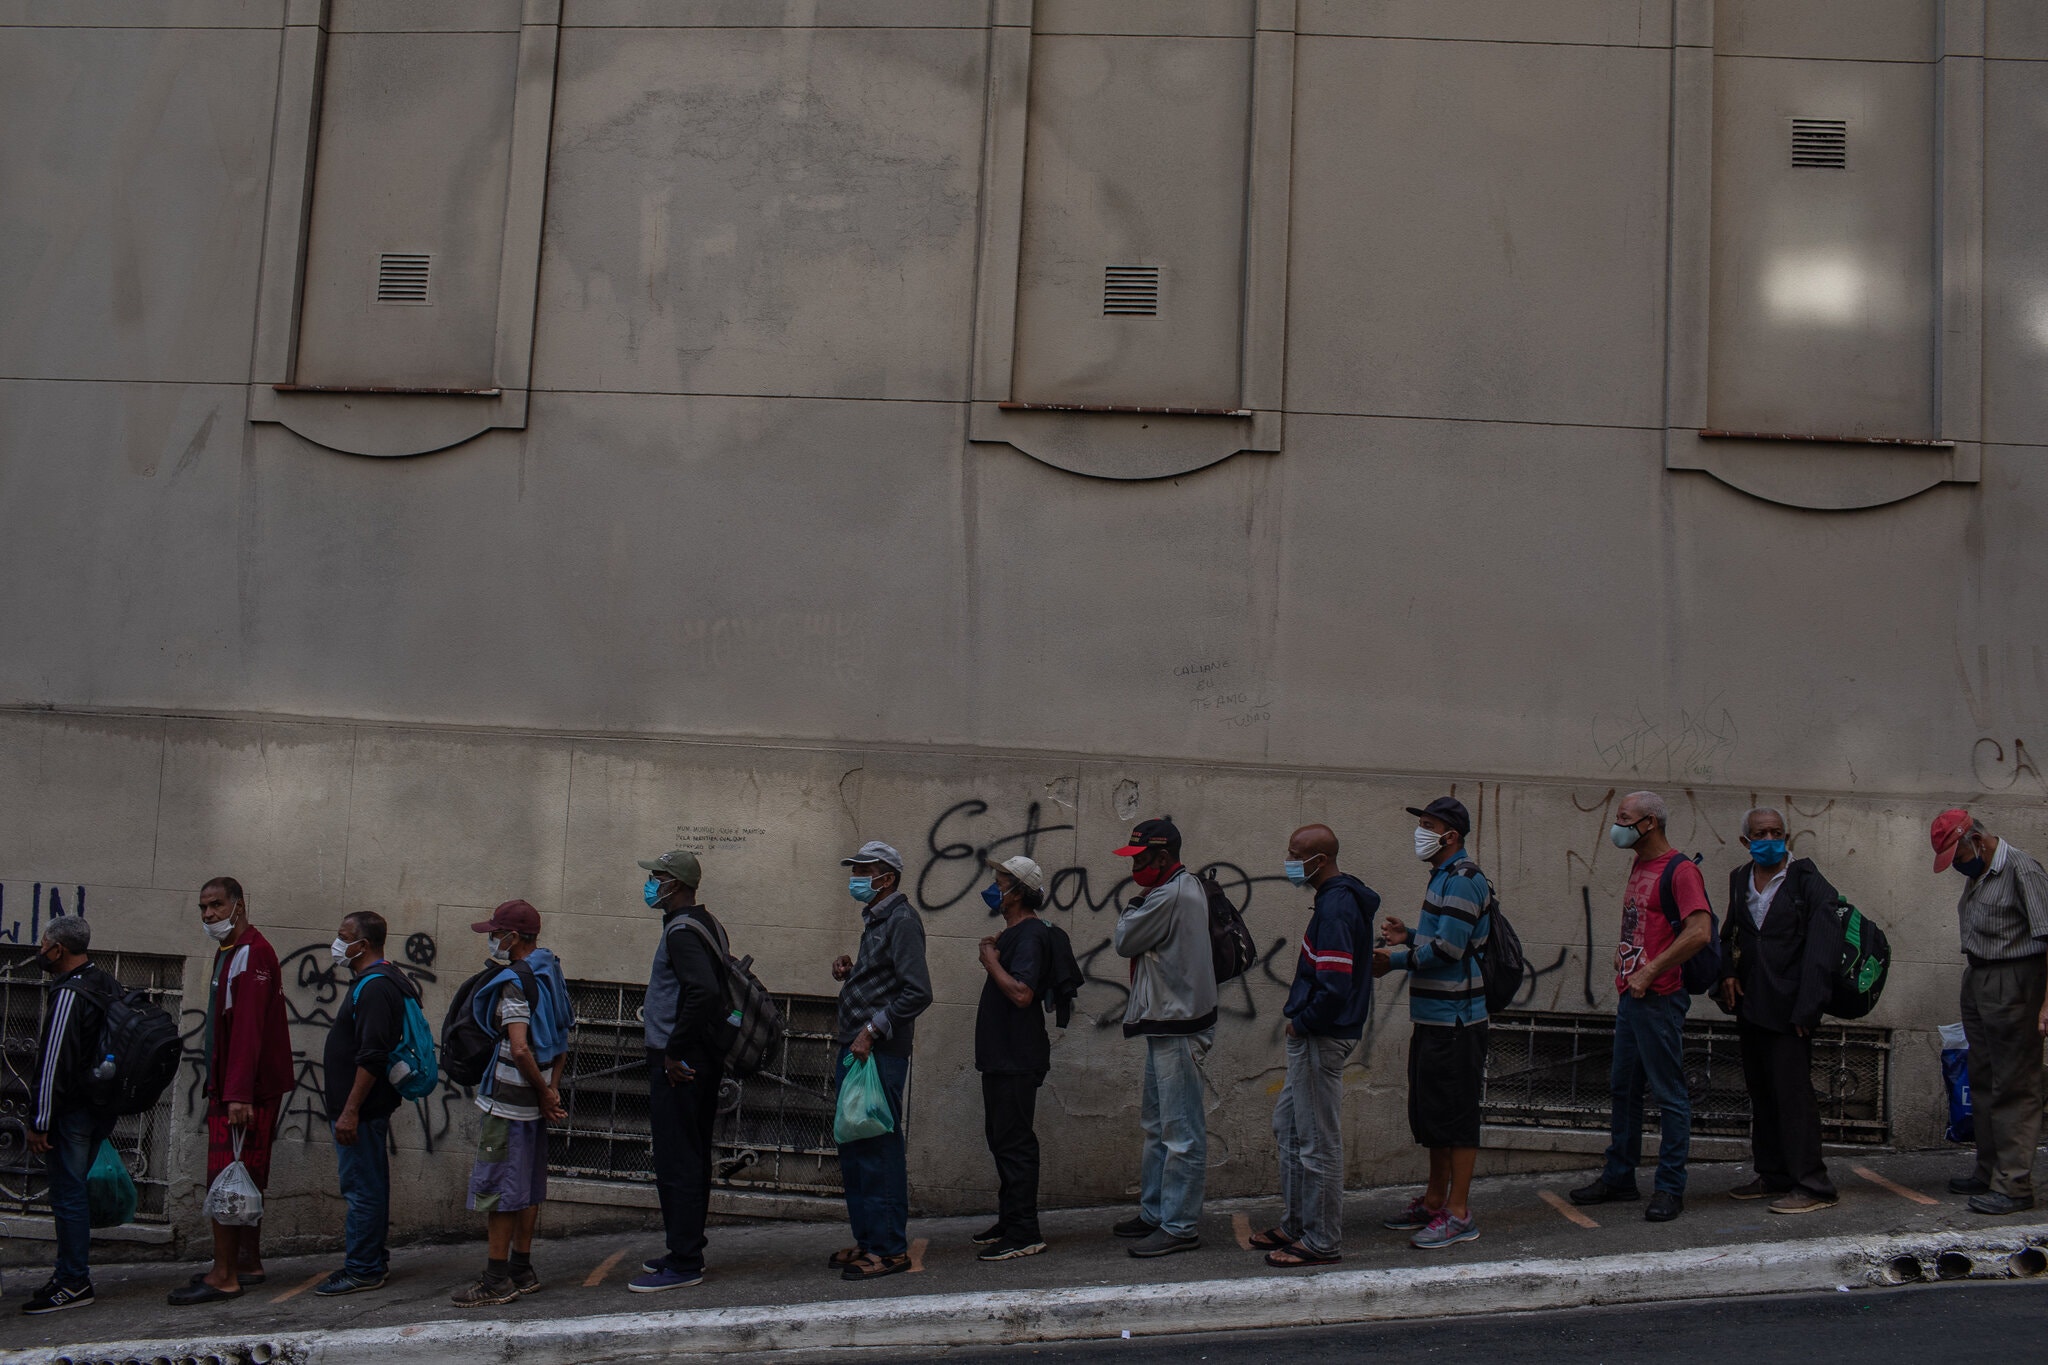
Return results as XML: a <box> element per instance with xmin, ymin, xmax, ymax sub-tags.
<box><xmin>1483</xmin><ymin>1009</ymin><xmax>1890</xmax><ymax>1145</ymax></box>
<box><xmin>1103</xmin><ymin>265</ymin><xmax>1160</xmax><ymax>317</ymax></box>
<box><xmin>375</xmin><ymin>252</ymin><xmax>433</xmax><ymax>305</ymax></box>
<box><xmin>1790</xmin><ymin>119</ymin><xmax>1849</xmax><ymax>170</ymax></box>
<box><xmin>0</xmin><ymin>942</ymin><xmax>184</xmax><ymax>1222</ymax></box>
<box><xmin>549</xmin><ymin>982</ymin><xmax>857</xmax><ymax>1196</ymax></box>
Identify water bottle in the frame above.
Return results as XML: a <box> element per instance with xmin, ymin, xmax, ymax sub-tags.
<box><xmin>91</xmin><ymin>1053</ymin><xmax>116</xmax><ymax>1082</ymax></box>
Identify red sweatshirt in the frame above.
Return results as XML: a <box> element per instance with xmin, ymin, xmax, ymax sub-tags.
<box><xmin>206</xmin><ymin>926</ymin><xmax>296</xmax><ymax>1106</ymax></box>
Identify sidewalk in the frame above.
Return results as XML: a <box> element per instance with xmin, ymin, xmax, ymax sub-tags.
<box><xmin>5</xmin><ymin>1149</ymin><xmax>2044</xmax><ymax>1364</ymax></box>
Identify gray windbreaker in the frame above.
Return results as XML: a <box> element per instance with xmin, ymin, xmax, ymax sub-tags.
<box><xmin>1113</xmin><ymin>869</ymin><xmax>1218</xmax><ymax>1037</ymax></box>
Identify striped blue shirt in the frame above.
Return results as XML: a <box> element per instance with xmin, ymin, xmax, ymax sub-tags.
<box><xmin>1386</xmin><ymin>859</ymin><xmax>1492</xmax><ymax>1026</ymax></box>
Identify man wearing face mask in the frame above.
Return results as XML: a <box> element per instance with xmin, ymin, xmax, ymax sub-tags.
<box><xmin>1110</xmin><ymin>817</ymin><xmax>1217</xmax><ymax>1258</ymax></box>
<box><xmin>630</xmin><ymin>849</ymin><xmax>727</xmax><ymax>1292</ymax></box>
<box><xmin>972</xmin><ymin>855</ymin><xmax>1054</xmax><ymax>1263</ymax></box>
<box><xmin>22</xmin><ymin>916</ymin><xmax>121</xmax><ymax>1315</ymax></box>
<box><xmin>1569</xmin><ymin>793</ymin><xmax>1712</xmax><ymax>1223</ymax></box>
<box><xmin>172</xmin><ymin>876</ymin><xmax>294</xmax><ymax>1306</ymax></box>
<box><xmin>1714</xmin><ymin>809</ymin><xmax>1845</xmax><ymax>1215</ymax></box>
<box><xmin>1930</xmin><ymin>809</ymin><xmax>2048</xmax><ymax>1215</ymax></box>
<box><xmin>316</xmin><ymin>910</ymin><xmax>418</xmax><ymax>1295</ymax></box>
<box><xmin>1250</xmin><ymin>824</ymin><xmax>1375</xmax><ymax>1268</ymax></box>
<box><xmin>828</xmin><ymin>840</ymin><xmax>931</xmax><ymax>1280</ymax></box>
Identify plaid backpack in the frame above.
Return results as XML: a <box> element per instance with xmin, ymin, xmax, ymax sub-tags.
<box><xmin>674</xmin><ymin>911</ymin><xmax>787</xmax><ymax>1080</ymax></box>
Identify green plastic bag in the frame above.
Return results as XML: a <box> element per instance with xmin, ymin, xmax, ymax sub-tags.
<box><xmin>86</xmin><ymin>1140</ymin><xmax>137</xmax><ymax>1229</ymax></box>
<box><xmin>833</xmin><ymin>1054</ymin><xmax>895</xmax><ymax>1144</ymax></box>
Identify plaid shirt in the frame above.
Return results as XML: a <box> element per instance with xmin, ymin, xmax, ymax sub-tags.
<box><xmin>835</xmin><ymin>892</ymin><xmax>932</xmax><ymax>1053</ymax></box>
<box><xmin>1957</xmin><ymin>839</ymin><xmax>2048</xmax><ymax>962</ymax></box>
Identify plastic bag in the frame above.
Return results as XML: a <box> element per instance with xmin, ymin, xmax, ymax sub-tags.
<box><xmin>833</xmin><ymin>1054</ymin><xmax>895</xmax><ymax>1145</ymax></box>
<box><xmin>86</xmin><ymin>1141</ymin><xmax>137</xmax><ymax>1229</ymax></box>
<box><xmin>1940</xmin><ymin>1021</ymin><xmax>1973</xmax><ymax>1144</ymax></box>
<box><xmin>201</xmin><ymin>1129</ymin><xmax>264</xmax><ymax>1227</ymax></box>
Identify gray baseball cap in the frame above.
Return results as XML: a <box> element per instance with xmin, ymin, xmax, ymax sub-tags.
<box><xmin>838</xmin><ymin>839</ymin><xmax>904</xmax><ymax>874</ymax></box>
<box><xmin>636</xmin><ymin>849</ymin><xmax>702</xmax><ymax>888</ymax></box>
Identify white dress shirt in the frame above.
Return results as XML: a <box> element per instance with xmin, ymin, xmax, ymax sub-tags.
<box><xmin>1746</xmin><ymin>862</ymin><xmax>1789</xmax><ymax>929</ymax></box>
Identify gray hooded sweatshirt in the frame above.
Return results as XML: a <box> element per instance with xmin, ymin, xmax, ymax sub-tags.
<box><xmin>1113</xmin><ymin>868</ymin><xmax>1218</xmax><ymax>1037</ymax></box>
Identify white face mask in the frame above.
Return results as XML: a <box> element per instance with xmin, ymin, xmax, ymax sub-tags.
<box><xmin>486</xmin><ymin>934</ymin><xmax>513</xmax><ymax>965</ymax></box>
<box><xmin>330</xmin><ymin>936</ymin><xmax>355</xmax><ymax>966</ymax></box>
<box><xmin>203</xmin><ymin>916</ymin><xmax>236</xmax><ymax>943</ymax></box>
<box><xmin>1414</xmin><ymin>826</ymin><xmax>1445</xmax><ymax>861</ymax></box>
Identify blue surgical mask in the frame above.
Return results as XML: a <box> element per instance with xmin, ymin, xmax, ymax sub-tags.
<box><xmin>1283</xmin><ymin>859</ymin><xmax>1311</xmax><ymax>886</ymax></box>
<box><xmin>1747</xmin><ymin>838</ymin><xmax>1786</xmax><ymax>868</ymax></box>
<box><xmin>981</xmin><ymin>882</ymin><xmax>1005</xmax><ymax>911</ymax></box>
<box><xmin>643</xmin><ymin>877</ymin><xmax>663</xmax><ymax>908</ymax></box>
<box><xmin>1609</xmin><ymin>822</ymin><xmax>1642</xmax><ymax>850</ymax></box>
<box><xmin>848</xmin><ymin>875</ymin><xmax>878</xmax><ymax>904</ymax></box>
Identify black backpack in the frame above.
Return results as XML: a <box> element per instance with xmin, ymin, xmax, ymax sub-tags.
<box><xmin>1448</xmin><ymin>860</ymin><xmax>1526</xmax><ymax>1015</ymax></box>
<box><xmin>1826</xmin><ymin>895</ymin><xmax>1891</xmax><ymax>1019</ymax></box>
<box><xmin>1197</xmin><ymin>870</ymin><xmax>1258</xmax><ymax>984</ymax></box>
<box><xmin>1655</xmin><ymin>852</ymin><xmax>1722</xmax><ymax>994</ymax></box>
<box><xmin>1040</xmin><ymin>921</ymin><xmax>1085</xmax><ymax>1028</ymax></box>
<box><xmin>58</xmin><ymin>975</ymin><xmax>182</xmax><ymax>1118</ymax></box>
<box><xmin>439</xmin><ymin>960</ymin><xmax>536</xmax><ymax>1088</ymax></box>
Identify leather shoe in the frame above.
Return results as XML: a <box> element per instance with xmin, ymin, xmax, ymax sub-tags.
<box><xmin>167</xmin><ymin>1281</ymin><xmax>244</xmax><ymax>1306</ymax></box>
<box><xmin>1568</xmin><ymin>1179</ymin><xmax>1639</xmax><ymax>1206</ymax></box>
<box><xmin>1645</xmin><ymin>1192</ymin><xmax>1684</xmax><ymax>1222</ymax></box>
<box><xmin>1968</xmin><ymin>1190</ymin><xmax>2035</xmax><ymax>1216</ymax></box>
<box><xmin>1948</xmin><ymin>1175</ymin><xmax>1992</xmax><ymax>1196</ymax></box>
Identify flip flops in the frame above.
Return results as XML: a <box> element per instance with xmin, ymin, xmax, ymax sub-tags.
<box><xmin>1263</xmin><ymin>1242</ymin><xmax>1342</xmax><ymax>1268</ymax></box>
<box><xmin>1246</xmin><ymin>1225</ymin><xmax>1293</xmax><ymax>1251</ymax></box>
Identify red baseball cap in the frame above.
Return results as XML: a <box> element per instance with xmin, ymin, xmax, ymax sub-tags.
<box><xmin>472</xmin><ymin>899</ymin><xmax>542</xmax><ymax>935</ymax></box>
<box><xmin>1930</xmin><ymin>809</ymin><xmax>1972</xmax><ymax>872</ymax></box>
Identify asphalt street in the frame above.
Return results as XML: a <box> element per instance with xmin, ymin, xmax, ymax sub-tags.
<box><xmin>923</xmin><ymin>1281</ymin><xmax>2048</xmax><ymax>1364</ymax></box>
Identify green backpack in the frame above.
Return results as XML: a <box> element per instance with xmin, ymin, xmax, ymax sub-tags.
<box><xmin>1825</xmin><ymin>896</ymin><xmax>1890</xmax><ymax>1019</ymax></box>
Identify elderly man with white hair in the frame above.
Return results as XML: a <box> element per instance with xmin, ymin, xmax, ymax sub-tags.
<box><xmin>970</xmin><ymin>854</ymin><xmax>1056</xmax><ymax>1262</ymax></box>
<box><xmin>1571</xmin><ymin>791</ymin><xmax>1714</xmax><ymax>1223</ymax></box>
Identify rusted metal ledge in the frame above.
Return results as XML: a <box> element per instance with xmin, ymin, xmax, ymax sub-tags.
<box><xmin>272</xmin><ymin>385</ymin><xmax>503</xmax><ymax>396</ymax></box>
<box><xmin>998</xmin><ymin>402</ymin><xmax>1251</xmax><ymax>417</ymax></box>
<box><xmin>1698</xmin><ymin>429</ymin><xmax>1956</xmax><ymax>449</ymax></box>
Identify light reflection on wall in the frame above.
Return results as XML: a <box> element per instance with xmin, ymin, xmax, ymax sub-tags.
<box><xmin>1762</xmin><ymin>251</ymin><xmax>1865</xmax><ymax>326</ymax></box>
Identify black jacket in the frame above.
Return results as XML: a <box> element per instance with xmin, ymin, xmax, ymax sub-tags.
<box><xmin>1720</xmin><ymin>858</ymin><xmax>1843</xmax><ymax>1034</ymax></box>
<box><xmin>324</xmin><ymin>961</ymin><xmax>417</xmax><ymax>1122</ymax></box>
<box><xmin>33</xmin><ymin>963</ymin><xmax>120</xmax><ymax>1130</ymax></box>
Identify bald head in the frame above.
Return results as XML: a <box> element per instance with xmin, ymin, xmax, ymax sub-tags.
<box><xmin>1286</xmin><ymin>824</ymin><xmax>1340</xmax><ymax>887</ymax></box>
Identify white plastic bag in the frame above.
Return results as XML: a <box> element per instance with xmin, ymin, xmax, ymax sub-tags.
<box><xmin>202</xmin><ymin>1129</ymin><xmax>264</xmax><ymax>1227</ymax></box>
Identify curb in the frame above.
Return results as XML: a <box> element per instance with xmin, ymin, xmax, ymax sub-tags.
<box><xmin>18</xmin><ymin>1224</ymin><xmax>2048</xmax><ymax>1365</ymax></box>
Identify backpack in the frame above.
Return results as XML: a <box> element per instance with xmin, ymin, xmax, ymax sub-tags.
<box><xmin>673</xmin><ymin>911</ymin><xmax>787</xmax><ymax>1080</ymax></box>
<box><xmin>1448</xmin><ymin>860</ymin><xmax>1525</xmax><ymax>1015</ymax></box>
<box><xmin>439</xmin><ymin>959</ymin><xmax>535</xmax><ymax>1088</ymax></box>
<box><xmin>1825</xmin><ymin>894</ymin><xmax>1890</xmax><ymax>1019</ymax></box>
<box><xmin>1197</xmin><ymin>870</ymin><xmax>1258</xmax><ymax>984</ymax></box>
<box><xmin>349</xmin><ymin>968</ymin><xmax>439</xmax><ymax>1101</ymax></box>
<box><xmin>1041</xmin><ymin>921</ymin><xmax>1085</xmax><ymax>1028</ymax></box>
<box><xmin>1655</xmin><ymin>852</ymin><xmax>1722</xmax><ymax>995</ymax></box>
<box><xmin>59</xmin><ymin>975</ymin><xmax>182</xmax><ymax>1118</ymax></box>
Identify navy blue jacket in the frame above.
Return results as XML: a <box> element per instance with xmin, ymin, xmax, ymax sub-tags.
<box><xmin>1283</xmin><ymin>873</ymin><xmax>1379</xmax><ymax>1039</ymax></box>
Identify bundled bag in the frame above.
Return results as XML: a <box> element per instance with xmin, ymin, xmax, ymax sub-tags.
<box><xmin>202</xmin><ymin>1130</ymin><xmax>264</xmax><ymax>1227</ymax></box>
<box><xmin>833</xmin><ymin>1053</ymin><xmax>895</xmax><ymax>1144</ymax></box>
<box><xmin>1941</xmin><ymin>1021</ymin><xmax>1973</xmax><ymax>1143</ymax></box>
<box><xmin>85</xmin><ymin>1140</ymin><xmax>137</xmax><ymax>1229</ymax></box>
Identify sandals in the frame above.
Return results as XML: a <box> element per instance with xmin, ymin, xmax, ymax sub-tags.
<box><xmin>841</xmin><ymin>1252</ymin><xmax>911</xmax><ymax>1281</ymax></box>
<box><xmin>1264</xmin><ymin>1242</ymin><xmax>1342</xmax><ymax>1268</ymax></box>
<box><xmin>826</xmin><ymin>1247</ymin><xmax>864</xmax><ymax>1269</ymax></box>
<box><xmin>1247</xmin><ymin>1225</ymin><xmax>1294</xmax><ymax>1252</ymax></box>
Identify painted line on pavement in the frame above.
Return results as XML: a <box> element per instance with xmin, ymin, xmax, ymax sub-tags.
<box><xmin>1232</xmin><ymin>1213</ymin><xmax>1253</xmax><ymax>1250</ymax></box>
<box><xmin>1854</xmin><ymin>1166</ymin><xmax>1940</xmax><ymax>1207</ymax></box>
<box><xmin>584</xmin><ymin>1250</ymin><xmax>629</xmax><ymax>1287</ymax></box>
<box><xmin>909</xmin><ymin>1237</ymin><xmax>928</xmax><ymax>1272</ymax></box>
<box><xmin>1539</xmin><ymin>1190</ymin><xmax>1599</xmax><ymax>1229</ymax></box>
<box><xmin>270</xmin><ymin>1272</ymin><xmax>326</xmax><ymax>1304</ymax></box>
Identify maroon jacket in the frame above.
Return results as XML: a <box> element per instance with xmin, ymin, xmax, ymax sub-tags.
<box><xmin>206</xmin><ymin>926</ymin><xmax>296</xmax><ymax>1106</ymax></box>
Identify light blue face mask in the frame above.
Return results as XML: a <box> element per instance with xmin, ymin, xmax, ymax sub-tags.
<box><xmin>1747</xmin><ymin>837</ymin><xmax>1787</xmax><ymax>868</ymax></box>
<box><xmin>1609</xmin><ymin>822</ymin><xmax>1642</xmax><ymax>850</ymax></box>
<box><xmin>848</xmin><ymin>875</ymin><xmax>878</xmax><ymax>904</ymax></box>
<box><xmin>643</xmin><ymin>877</ymin><xmax>663</xmax><ymax>908</ymax></box>
<box><xmin>1283</xmin><ymin>859</ymin><xmax>1312</xmax><ymax>886</ymax></box>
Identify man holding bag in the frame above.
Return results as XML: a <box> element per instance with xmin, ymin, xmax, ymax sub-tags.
<box><xmin>828</xmin><ymin>840</ymin><xmax>932</xmax><ymax>1282</ymax></box>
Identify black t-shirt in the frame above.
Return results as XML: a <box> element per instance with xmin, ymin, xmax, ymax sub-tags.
<box><xmin>324</xmin><ymin>963</ymin><xmax>409</xmax><ymax>1122</ymax></box>
<box><xmin>975</xmin><ymin>917</ymin><xmax>1052</xmax><ymax>1075</ymax></box>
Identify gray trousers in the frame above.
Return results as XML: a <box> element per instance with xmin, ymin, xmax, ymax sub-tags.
<box><xmin>1273</xmin><ymin>1031</ymin><xmax>1349</xmax><ymax>1256</ymax></box>
<box><xmin>1960</xmin><ymin>955</ymin><xmax>2047</xmax><ymax>1198</ymax></box>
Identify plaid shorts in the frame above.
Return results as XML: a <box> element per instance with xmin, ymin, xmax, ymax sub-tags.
<box><xmin>467</xmin><ymin>1114</ymin><xmax>548</xmax><ymax>1214</ymax></box>
<box><xmin>206</xmin><ymin>1099</ymin><xmax>281</xmax><ymax>1191</ymax></box>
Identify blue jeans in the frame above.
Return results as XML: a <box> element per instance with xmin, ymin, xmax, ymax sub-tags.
<box><xmin>836</xmin><ymin>1049</ymin><xmax>910</xmax><ymax>1258</ymax></box>
<box><xmin>332</xmin><ymin>1117</ymin><xmax>391</xmax><ymax>1278</ymax></box>
<box><xmin>1139</xmin><ymin>1032</ymin><xmax>1211</xmax><ymax>1239</ymax></box>
<box><xmin>47</xmin><ymin>1108</ymin><xmax>117</xmax><ymax>1288</ymax></box>
<box><xmin>1600</xmin><ymin>991</ymin><xmax>1692</xmax><ymax>1197</ymax></box>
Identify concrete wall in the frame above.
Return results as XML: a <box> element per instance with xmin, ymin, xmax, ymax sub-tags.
<box><xmin>4</xmin><ymin>0</ymin><xmax>2047</xmax><ymax>1252</ymax></box>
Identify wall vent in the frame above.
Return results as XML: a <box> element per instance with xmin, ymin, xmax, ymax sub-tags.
<box><xmin>375</xmin><ymin>252</ymin><xmax>433</xmax><ymax>305</ymax></box>
<box><xmin>1103</xmin><ymin>265</ymin><xmax>1160</xmax><ymax>317</ymax></box>
<box><xmin>1790</xmin><ymin>119</ymin><xmax>1849</xmax><ymax>170</ymax></box>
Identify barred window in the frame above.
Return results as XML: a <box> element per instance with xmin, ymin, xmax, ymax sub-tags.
<box><xmin>549</xmin><ymin>981</ymin><xmax>856</xmax><ymax>1196</ymax></box>
<box><xmin>1482</xmin><ymin>1009</ymin><xmax>1890</xmax><ymax>1145</ymax></box>
<box><xmin>0</xmin><ymin>942</ymin><xmax>185</xmax><ymax>1222</ymax></box>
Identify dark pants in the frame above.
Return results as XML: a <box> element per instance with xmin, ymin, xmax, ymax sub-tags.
<box><xmin>981</xmin><ymin>1072</ymin><xmax>1043</xmax><ymax>1243</ymax></box>
<box><xmin>1737</xmin><ymin>1019</ymin><xmax>1833</xmax><ymax>1198</ymax></box>
<box><xmin>1960</xmin><ymin>955</ymin><xmax>2047</xmax><ymax>1198</ymax></box>
<box><xmin>47</xmin><ymin>1107</ymin><xmax>117</xmax><ymax>1288</ymax></box>
<box><xmin>332</xmin><ymin>1115</ymin><xmax>392</xmax><ymax>1278</ymax></box>
<box><xmin>836</xmin><ymin>1048</ymin><xmax>910</xmax><ymax>1258</ymax></box>
<box><xmin>1600</xmin><ymin>990</ymin><xmax>1692</xmax><ymax>1197</ymax></box>
<box><xmin>647</xmin><ymin>1045</ymin><xmax>724</xmax><ymax>1274</ymax></box>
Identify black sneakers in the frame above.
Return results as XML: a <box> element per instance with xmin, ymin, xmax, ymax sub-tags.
<box><xmin>970</xmin><ymin>1223</ymin><xmax>1005</xmax><ymax>1246</ymax></box>
<box><xmin>1645</xmin><ymin>1192</ymin><xmax>1685</xmax><ymax>1222</ymax></box>
<box><xmin>1568</xmin><ymin>1179</ymin><xmax>1640</xmax><ymax>1206</ymax></box>
<box><xmin>22</xmin><ymin>1280</ymin><xmax>93</xmax><ymax>1315</ymax></box>
<box><xmin>978</xmin><ymin>1237</ymin><xmax>1047</xmax><ymax>1261</ymax></box>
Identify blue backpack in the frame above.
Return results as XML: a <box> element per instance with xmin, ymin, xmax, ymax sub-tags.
<box><xmin>350</xmin><ymin>969</ymin><xmax>440</xmax><ymax>1101</ymax></box>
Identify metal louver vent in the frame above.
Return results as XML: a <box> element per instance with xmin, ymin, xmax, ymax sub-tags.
<box><xmin>375</xmin><ymin>252</ymin><xmax>432</xmax><ymax>305</ymax></box>
<box><xmin>1790</xmin><ymin>119</ymin><xmax>1848</xmax><ymax>170</ymax></box>
<box><xmin>1103</xmin><ymin>265</ymin><xmax>1160</xmax><ymax>317</ymax></box>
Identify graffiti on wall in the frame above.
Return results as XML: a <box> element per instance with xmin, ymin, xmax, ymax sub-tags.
<box><xmin>0</xmin><ymin>883</ymin><xmax>85</xmax><ymax>944</ymax></box>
